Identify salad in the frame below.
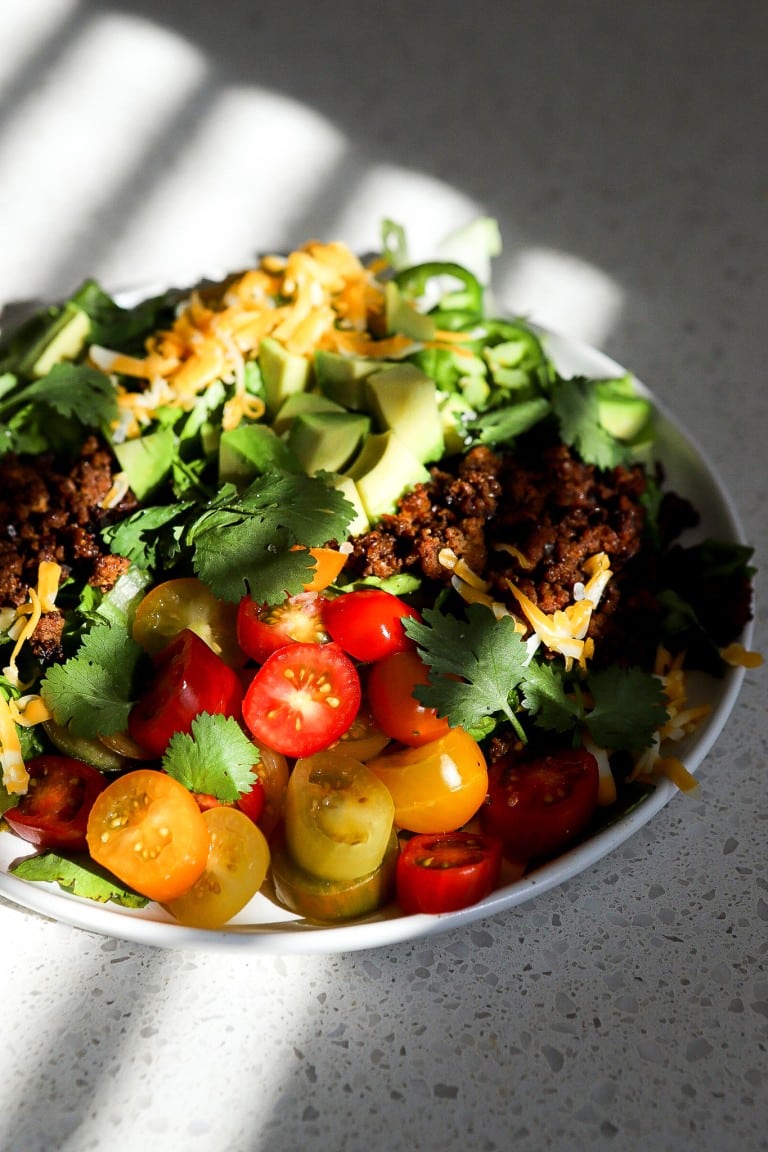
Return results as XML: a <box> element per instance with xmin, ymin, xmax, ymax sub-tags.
<box><xmin>0</xmin><ymin>219</ymin><xmax>760</xmax><ymax>930</ymax></box>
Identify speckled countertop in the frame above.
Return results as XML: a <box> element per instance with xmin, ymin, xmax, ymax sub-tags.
<box><xmin>0</xmin><ymin>3</ymin><xmax>766</xmax><ymax>1150</ymax></box>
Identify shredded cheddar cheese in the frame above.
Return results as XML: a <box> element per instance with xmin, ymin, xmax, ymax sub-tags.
<box><xmin>90</xmin><ymin>240</ymin><xmax>481</xmax><ymax>439</ymax></box>
<box><xmin>506</xmin><ymin>552</ymin><xmax>612</xmax><ymax>671</ymax></box>
<box><xmin>0</xmin><ymin>562</ymin><xmax>61</xmax><ymax>793</ymax></box>
<box><xmin>720</xmin><ymin>641</ymin><xmax>763</xmax><ymax>669</ymax></box>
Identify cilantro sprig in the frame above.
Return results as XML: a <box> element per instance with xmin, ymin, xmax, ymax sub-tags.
<box><xmin>40</xmin><ymin>621</ymin><xmax>144</xmax><ymax>739</ymax></box>
<box><xmin>162</xmin><ymin>713</ymin><xmax>260</xmax><ymax>802</ymax></box>
<box><xmin>404</xmin><ymin>602</ymin><xmax>668</xmax><ymax>751</ymax></box>
<box><xmin>102</xmin><ymin>471</ymin><xmax>355</xmax><ymax>604</ymax></box>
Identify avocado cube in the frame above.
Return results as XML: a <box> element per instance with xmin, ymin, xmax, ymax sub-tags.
<box><xmin>345</xmin><ymin>430</ymin><xmax>430</xmax><ymax>523</ymax></box>
<box><xmin>364</xmin><ymin>363</ymin><xmax>445</xmax><ymax>463</ymax></box>
<box><xmin>287</xmin><ymin>410</ymin><xmax>371</xmax><ymax>475</ymax></box>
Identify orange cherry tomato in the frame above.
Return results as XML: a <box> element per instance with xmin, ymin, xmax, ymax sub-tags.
<box><xmin>300</xmin><ymin>546</ymin><xmax>349</xmax><ymax>592</ymax></box>
<box><xmin>367</xmin><ymin>727</ymin><xmax>488</xmax><ymax>833</ymax></box>
<box><xmin>86</xmin><ymin>769</ymin><xmax>210</xmax><ymax>903</ymax></box>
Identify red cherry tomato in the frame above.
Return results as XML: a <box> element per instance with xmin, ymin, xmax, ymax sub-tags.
<box><xmin>4</xmin><ymin>755</ymin><xmax>107</xmax><ymax>852</ymax></box>
<box><xmin>481</xmin><ymin>747</ymin><xmax>600</xmax><ymax>864</ymax></box>
<box><xmin>396</xmin><ymin>831</ymin><xmax>503</xmax><ymax>915</ymax></box>
<box><xmin>366</xmin><ymin>649</ymin><xmax>451</xmax><ymax>747</ymax></box>
<box><xmin>191</xmin><ymin>771</ymin><xmax>265</xmax><ymax>826</ymax></box>
<box><xmin>236</xmin><ymin>591</ymin><xmax>328</xmax><ymax>665</ymax></box>
<box><xmin>128</xmin><ymin>628</ymin><xmax>244</xmax><ymax>759</ymax></box>
<box><xmin>242</xmin><ymin>642</ymin><xmax>361</xmax><ymax>758</ymax></box>
<box><xmin>322</xmin><ymin>588</ymin><xmax>421</xmax><ymax>663</ymax></box>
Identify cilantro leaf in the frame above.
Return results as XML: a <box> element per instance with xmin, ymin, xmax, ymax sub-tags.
<box><xmin>162</xmin><ymin>713</ymin><xmax>260</xmax><ymax>802</ymax></box>
<box><xmin>101</xmin><ymin>501</ymin><xmax>194</xmax><ymax>570</ymax></box>
<box><xmin>522</xmin><ymin>659</ymin><xmax>584</xmax><ymax>734</ymax></box>
<box><xmin>187</xmin><ymin>472</ymin><xmax>355</xmax><ymax>602</ymax></box>
<box><xmin>404</xmin><ymin>603</ymin><xmax>529</xmax><ymax>738</ymax></box>
<box><xmin>40</xmin><ymin>621</ymin><xmax>144</xmax><ymax>738</ymax></box>
<box><xmin>551</xmin><ymin>376</ymin><xmax>627</xmax><ymax>469</ymax></box>
<box><xmin>10</xmin><ymin>851</ymin><xmax>148</xmax><ymax>907</ymax></box>
<box><xmin>0</xmin><ymin>362</ymin><xmax>118</xmax><ymax>428</ymax></box>
<box><xmin>585</xmin><ymin>666</ymin><xmax>668</xmax><ymax>751</ymax></box>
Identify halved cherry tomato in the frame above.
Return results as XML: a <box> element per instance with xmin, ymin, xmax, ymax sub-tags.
<box><xmin>270</xmin><ymin>828</ymin><xmax>398</xmax><ymax>922</ymax></box>
<box><xmin>164</xmin><ymin>807</ymin><xmax>270</xmax><ymax>928</ymax></box>
<box><xmin>5</xmin><ymin>755</ymin><xmax>107</xmax><ymax>852</ymax></box>
<box><xmin>128</xmin><ymin>629</ymin><xmax>244</xmax><ymax>759</ymax></box>
<box><xmin>242</xmin><ymin>642</ymin><xmax>360</xmax><ymax>758</ymax></box>
<box><xmin>284</xmin><ymin>752</ymin><xmax>395</xmax><ymax>881</ymax></box>
<box><xmin>132</xmin><ymin>577</ymin><xmax>244</xmax><ymax>667</ymax></box>
<box><xmin>236</xmin><ymin>591</ymin><xmax>329</xmax><ymax>665</ymax></box>
<box><xmin>250</xmin><ymin>741</ymin><xmax>289</xmax><ymax>839</ymax></box>
<box><xmin>366</xmin><ymin>649</ymin><xmax>451</xmax><ymax>747</ymax></box>
<box><xmin>297</xmin><ymin>546</ymin><xmax>349</xmax><ymax>592</ymax></box>
<box><xmin>481</xmin><ymin>747</ymin><xmax>599</xmax><ymax>864</ymax></box>
<box><xmin>191</xmin><ymin>769</ymin><xmax>265</xmax><ymax>826</ymax></box>
<box><xmin>328</xmin><ymin>707</ymin><xmax>391</xmax><ymax>762</ymax></box>
<box><xmin>86</xmin><ymin>769</ymin><xmax>210</xmax><ymax>903</ymax></box>
<box><xmin>367</xmin><ymin>727</ymin><xmax>488</xmax><ymax>833</ymax></box>
<box><xmin>395</xmin><ymin>831</ymin><xmax>503</xmax><ymax>915</ymax></box>
<box><xmin>322</xmin><ymin>588</ymin><xmax>421</xmax><ymax>662</ymax></box>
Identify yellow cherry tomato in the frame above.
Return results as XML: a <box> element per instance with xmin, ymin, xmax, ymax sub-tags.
<box><xmin>367</xmin><ymin>727</ymin><xmax>488</xmax><ymax>833</ymax></box>
<box><xmin>164</xmin><ymin>807</ymin><xmax>270</xmax><ymax>928</ymax></box>
<box><xmin>132</xmin><ymin>577</ymin><xmax>244</xmax><ymax>667</ymax></box>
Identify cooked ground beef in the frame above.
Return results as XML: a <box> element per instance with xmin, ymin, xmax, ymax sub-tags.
<box><xmin>347</xmin><ymin>435</ymin><xmax>701</xmax><ymax>670</ymax></box>
<box><xmin>0</xmin><ymin>436</ymin><xmax>136</xmax><ymax>662</ymax></box>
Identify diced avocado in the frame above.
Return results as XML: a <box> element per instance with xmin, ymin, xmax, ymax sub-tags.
<box><xmin>287</xmin><ymin>411</ymin><xmax>371</xmax><ymax>475</ymax></box>
<box><xmin>346</xmin><ymin>430</ymin><xmax>430</xmax><ymax>522</ymax></box>
<box><xmin>364</xmin><ymin>363</ymin><xmax>445</xmax><ymax>464</ymax></box>
<box><xmin>219</xmin><ymin>423</ymin><xmax>299</xmax><ymax>485</ymax></box>
<box><xmin>272</xmin><ymin>391</ymin><xmax>346</xmax><ymax>436</ymax></box>
<box><xmin>113</xmin><ymin>427</ymin><xmax>176</xmax><ymax>500</ymax></box>
<box><xmin>22</xmin><ymin>303</ymin><xmax>91</xmax><ymax>378</ymax></box>
<box><xmin>597</xmin><ymin>394</ymin><xmax>652</xmax><ymax>441</ymax></box>
<box><xmin>384</xmin><ymin>280</ymin><xmax>435</xmax><ymax>342</ymax></box>
<box><xmin>259</xmin><ymin>337</ymin><xmax>310</xmax><ymax>418</ymax></box>
<box><xmin>314</xmin><ymin>349</ymin><xmax>380</xmax><ymax>411</ymax></box>
<box><xmin>331</xmin><ymin>474</ymin><xmax>370</xmax><ymax>536</ymax></box>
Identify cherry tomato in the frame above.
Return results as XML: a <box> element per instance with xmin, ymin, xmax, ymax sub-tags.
<box><xmin>298</xmin><ymin>546</ymin><xmax>349</xmax><ymax>592</ymax></box>
<box><xmin>5</xmin><ymin>755</ymin><xmax>107</xmax><ymax>852</ymax></box>
<box><xmin>270</xmin><ymin>828</ymin><xmax>398</xmax><ymax>922</ymax></box>
<box><xmin>128</xmin><ymin>629</ymin><xmax>244</xmax><ymax>759</ymax></box>
<box><xmin>284</xmin><ymin>752</ymin><xmax>395</xmax><ymax>881</ymax></box>
<box><xmin>366</xmin><ymin>650</ymin><xmax>451</xmax><ymax>747</ymax></box>
<box><xmin>132</xmin><ymin>577</ymin><xmax>244</xmax><ymax>667</ymax></box>
<box><xmin>481</xmin><ymin>747</ymin><xmax>600</xmax><ymax>864</ymax></box>
<box><xmin>164</xmin><ymin>807</ymin><xmax>270</xmax><ymax>928</ymax></box>
<box><xmin>236</xmin><ymin>591</ymin><xmax>329</xmax><ymax>664</ymax></box>
<box><xmin>250</xmin><ymin>741</ymin><xmax>289</xmax><ymax>839</ymax></box>
<box><xmin>242</xmin><ymin>642</ymin><xmax>361</xmax><ymax>758</ymax></box>
<box><xmin>322</xmin><ymin>588</ymin><xmax>421</xmax><ymax>662</ymax></box>
<box><xmin>395</xmin><ymin>831</ymin><xmax>503</xmax><ymax>915</ymax></box>
<box><xmin>86</xmin><ymin>769</ymin><xmax>210</xmax><ymax>903</ymax></box>
<box><xmin>328</xmin><ymin>707</ymin><xmax>391</xmax><ymax>761</ymax></box>
<box><xmin>367</xmin><ymin>727</ymin><xmax>488</xmax><ymax>833</ymax></box>
<box><xmin>191</xmin><ymin>770</ymin><xmax>265</xmax><ymax>826</ymax></box>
